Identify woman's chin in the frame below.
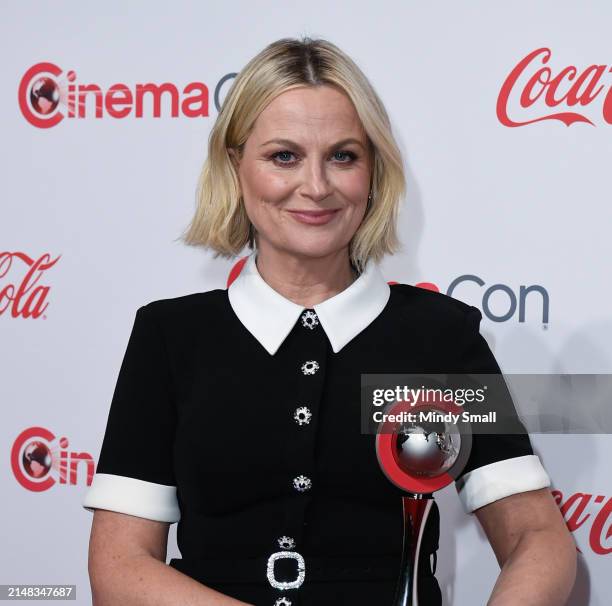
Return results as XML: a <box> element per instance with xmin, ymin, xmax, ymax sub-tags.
<box><xmin>260</xmin><ymin>226</ymin><xmax>352</xmax><ymax>258</ymax></box>
<box><xmin>281</xmin><ymin>241</ymin><xmax>348</xmax><ymax>260</ymax></box>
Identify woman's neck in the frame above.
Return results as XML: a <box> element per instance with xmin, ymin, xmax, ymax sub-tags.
<box><xmin>253</xmin><ymin>247</ymin><xmax>359</xmax><ymax>308</ymax></box>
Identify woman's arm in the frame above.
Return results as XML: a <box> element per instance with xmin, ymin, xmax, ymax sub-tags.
<box><xmin>475</xmin><ymin>487</ymin><xmax>577</xmax><ymax>606</ymax></box>
<box><xmin>88</xmin><ymin>510</ymin><xmax>254</xmax><ymax>606</ymax></box>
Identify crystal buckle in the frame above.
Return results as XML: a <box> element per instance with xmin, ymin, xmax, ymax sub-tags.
<box><xmin>266</xmin><ymin>550</ymin><xmax>306</xmax><ymax>590</ymax></box>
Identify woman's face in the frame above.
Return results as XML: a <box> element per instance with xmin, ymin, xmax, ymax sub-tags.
<box><xmin>230</xmin><ymin>85</ymin><xmax>372</xmax><ymax>261</ymax></box>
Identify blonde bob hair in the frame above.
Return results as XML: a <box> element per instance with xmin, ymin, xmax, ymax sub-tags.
<box><xmin>180</xmin><ymin>36</ymin><xmax>406</xmax><ymax>273</ymax></box>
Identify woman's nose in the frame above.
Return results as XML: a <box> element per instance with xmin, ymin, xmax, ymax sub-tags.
<box><xmin>298</xmin><ymin>159</ymin><xmax>333</xmax><ymax>202</ymax></box>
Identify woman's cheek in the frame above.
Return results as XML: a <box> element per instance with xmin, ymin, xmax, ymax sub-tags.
<box><xmin>258</xmin><ymin>175</ymin><xmax>294</xmax><ymax>203</ymax></box>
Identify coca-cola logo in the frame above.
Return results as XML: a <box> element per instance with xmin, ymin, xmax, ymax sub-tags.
<box><xmin>11</xmin><ymin>426</ymin><xmax>94</xmax><ymax>492</ymax></box>
<box><xmin>18</xmin><ymin>62</ymin><xmax>236</xmax><ymax>128</ymax></box>
<box><xmin>0</xmin><ymin>252</ymin><xmax>60</xmax><ymax>318</ymax></box>
<box><xmin>497</xmin><ymin>47</ymin><xmax>612</xmax><ymax>127</ymax></box>
<box><xmin>552</xmin><ymin>490</ymin><xmax>611</xmax><ymax>556</ymax></box>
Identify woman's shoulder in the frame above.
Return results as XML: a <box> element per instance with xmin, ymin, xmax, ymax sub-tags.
<box><xmin>388</xmin><ymin>282</ymin><xmax>481</xmax><ymax>328</ymax></box>
<box><xmin>136</xmin><ymin>287</ymin><xmax>230</xmax><ymax>325</ymax></box>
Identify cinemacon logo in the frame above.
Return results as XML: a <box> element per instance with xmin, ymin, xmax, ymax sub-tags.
<box><xmin>414</xmin><ymin>275</ymin><xmax>549</xmax><ymax>324</ymax></box>
<box><xmin>18</xmin><ymin>61</ymin><xmax>234</xmax><ymax>128</ymax></box>
<box><xmin>11</xmin><ymin>427</ymin><xmax>94</xmax><ymax>492</ymax></box>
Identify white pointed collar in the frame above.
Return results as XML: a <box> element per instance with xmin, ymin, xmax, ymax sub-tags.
<box><xmin>227</xmin><ymin>252</ymin><xmax>390</xmax><ymax>356</ymax></box>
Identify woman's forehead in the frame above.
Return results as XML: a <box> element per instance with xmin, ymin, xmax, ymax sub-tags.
<box><xmin>251</xmin><ymin>86</ymin><xmax>366</xmax><ymax>141</ymax></box>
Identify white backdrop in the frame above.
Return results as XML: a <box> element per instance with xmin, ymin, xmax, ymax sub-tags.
<box><xmin>2</xmin><ymin>2</ymin><xmax>610</xmax><ymax>604</ymax></box>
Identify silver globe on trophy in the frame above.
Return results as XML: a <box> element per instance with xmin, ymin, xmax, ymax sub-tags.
<box><xmin>375</xmin><ymin>388</ymin><xmax>473</xmax><ymax>606</ymax></box>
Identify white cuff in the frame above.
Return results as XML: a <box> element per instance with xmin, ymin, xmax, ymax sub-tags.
<box><xmin>82</xmin><ymin>473</ymin><xmax>180</xmax><ymax>523</ymax></box>
<box><xmin>456</xmin><ymin>454</ymin><xmax>551</xmax><ymax>514</ymax></box>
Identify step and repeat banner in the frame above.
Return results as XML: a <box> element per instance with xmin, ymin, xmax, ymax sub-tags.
<box><xmin>2</xmin><ymin>2</ymin><xmax>611</xmax><ymax>604</ymax></box>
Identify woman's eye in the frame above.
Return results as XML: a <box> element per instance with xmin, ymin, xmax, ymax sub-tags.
<box><xmin>272</xmin><ymin>151</ymin><xmax>296</xmax><ymax>164</ymax></box>
<box><xmin>270</xmin><ymin>150</ymin><xmax>357</xmax><ymax>165</ymax></box>
<box><xmin>333</xmin><ymin>150</ymin><xmax>357</xmax><ymax>162</ymax></box>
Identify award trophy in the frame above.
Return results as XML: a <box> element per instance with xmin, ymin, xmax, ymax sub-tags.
<box><xmin>375</xmin><ymin>390</ymin><xmax>473</xmax><ymax>606</ymax></box>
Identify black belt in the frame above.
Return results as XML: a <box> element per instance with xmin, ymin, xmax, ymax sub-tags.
<box><xmin>169</xmin><ymin>553</ymin><xmax>402</xmax><ymax>585</ymax></box>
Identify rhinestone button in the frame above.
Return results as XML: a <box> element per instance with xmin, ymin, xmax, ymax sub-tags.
<box><xmin>300</xmin><ymin>309</ymin><xmax>319</xmax><ymax>329</ymax></box>
<box><xmin>293</xmin><ymin>474</ymin><xmax>312</xmax><ymax>492</ymax></box>
<box><xmin>274</xmin><ymin>598</ymin><xmax>292</xmax><ymax>606</ymax></box>
<box><xmin>301</xmin><ymin>360</ymin><xmax>319</xmax><ymax>375</ymax></box>
<box><xmin>277</xmin><ymin>535</ymin><xmax>296</xmax><ymax>550</ymax></box>
<box><xmin>294</xmin><ymin>406</ymin><xmax>312</xmax><ymax>425</ymax></box>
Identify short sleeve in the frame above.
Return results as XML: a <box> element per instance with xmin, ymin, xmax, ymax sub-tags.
<box><xmin>453</xmin><ymin>305</ymin><xmax>551</xmax><ymax>514</ymax></box>
<box><xmin>81</xmin><ymin>304</ymin><xmax>180</xmax><ymax>523</ymax></box>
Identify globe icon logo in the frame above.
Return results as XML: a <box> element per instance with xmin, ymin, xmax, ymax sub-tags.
<box><xmin>23</xmin><ymin>440</ymin><xmax>52</xmax><ymax>478</ymax></box>
<box><xmin>30</xmin><ymin>77</ymin><xmax>60</xmax><ymax>115</ymax></box>
<box><xmin>395</xmin><ymin>418</ymin><xmax>461</xmax><ymax>477</ymax></box>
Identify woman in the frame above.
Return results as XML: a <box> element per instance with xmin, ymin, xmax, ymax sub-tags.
<box><xmin>83</xmin><ymin>37</ymin><xmax>576</xmax><ymax>605</ymax></box>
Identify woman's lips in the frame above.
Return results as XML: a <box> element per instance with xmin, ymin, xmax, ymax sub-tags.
<box><xmin>287</xmin><ymin>209</ymin><xmax>341</xmax><ymax>225</ymax></box>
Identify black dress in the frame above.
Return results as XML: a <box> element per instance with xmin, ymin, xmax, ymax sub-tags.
<box><xmin>83</xmin><ymin>252</ymin><xmax>550</xmax><ymax>606</ymax></box>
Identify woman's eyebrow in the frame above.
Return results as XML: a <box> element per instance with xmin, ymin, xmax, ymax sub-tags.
<box><xmin>259</xmin><ymin>137</ymin><xmax>365</xmax><ymax>151</ymax></box>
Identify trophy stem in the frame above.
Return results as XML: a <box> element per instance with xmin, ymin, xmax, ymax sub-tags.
<box><xmin>392</xmin><ymin>493</ymin><xmax>434</xmax><ymax>606</ymax></box>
